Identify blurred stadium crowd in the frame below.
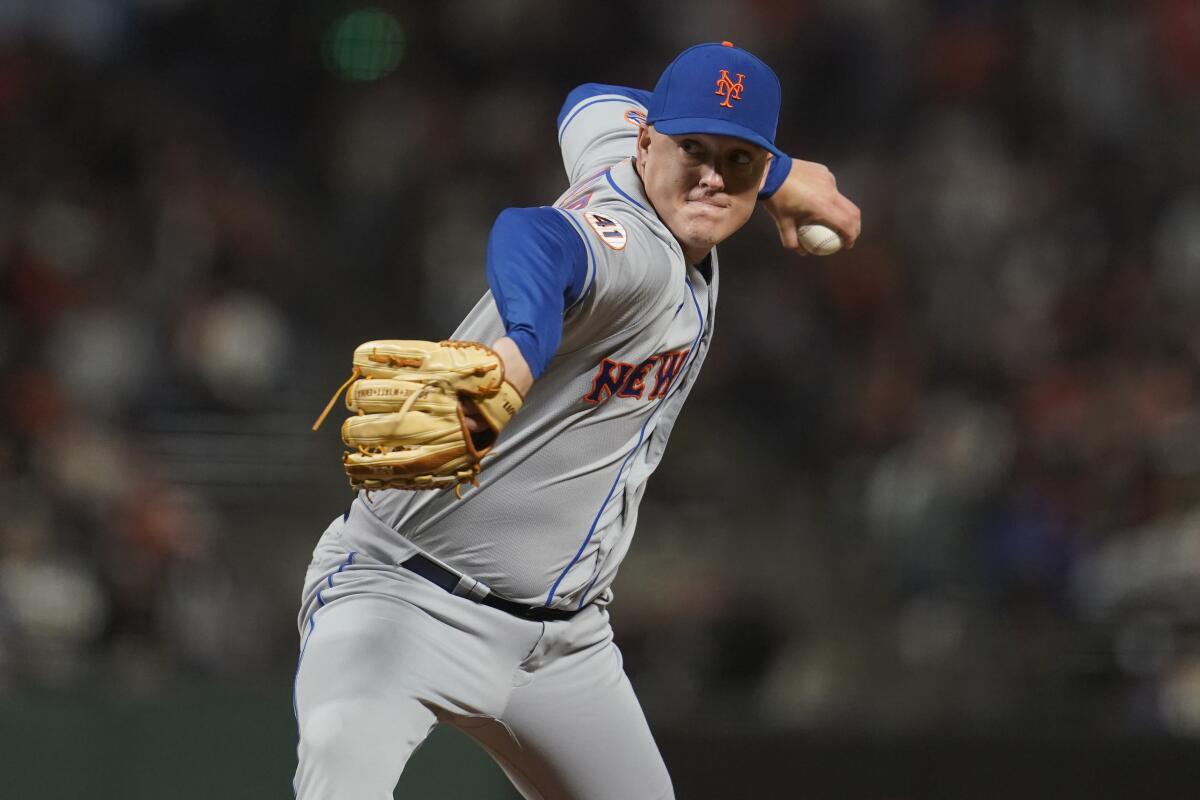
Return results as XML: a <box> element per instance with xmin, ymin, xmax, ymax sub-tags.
<box><xmin>3</xmin><ymin>0</ymin><xmax>1200</xmax><ymax>739</ymax></box>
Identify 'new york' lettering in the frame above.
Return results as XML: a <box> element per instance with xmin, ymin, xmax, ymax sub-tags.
<box><xmin>583</xmin><ymin>348</ymin><xmax>690</xmax><ymax>404</ymax></box>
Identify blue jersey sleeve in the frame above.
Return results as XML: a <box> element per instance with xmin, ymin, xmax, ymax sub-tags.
<box><xmin>486</xmin><ymin>207</ymin><xmax>589</xmax><ymax>379</ymax></box>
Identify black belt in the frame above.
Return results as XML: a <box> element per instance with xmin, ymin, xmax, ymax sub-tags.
<box><xmin>399</xmin><ymin>553</ymin><xmax>581</xmax><ymax>622</ymax></box>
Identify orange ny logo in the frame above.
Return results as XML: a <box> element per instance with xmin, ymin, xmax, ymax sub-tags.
<box><xmin>714</xmin><ymin>69</ymin><xmax>745</xmax><ymax>108</ymax></box>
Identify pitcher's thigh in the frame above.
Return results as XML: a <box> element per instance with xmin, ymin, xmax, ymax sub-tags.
<box><xmin>293</xmin><ymin>596</ymin><xmax>439</xmax><ymax>800</ymax></box>
<box><xmin>458</xmin><ymin>652</ymin><xmax>673</xmax><ymax>800</ymax></box>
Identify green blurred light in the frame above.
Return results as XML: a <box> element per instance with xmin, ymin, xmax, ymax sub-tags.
<box><xmin>325</xmin><ymin>8</ymin><xmax>405</xmax><ymax>82</ymax></box>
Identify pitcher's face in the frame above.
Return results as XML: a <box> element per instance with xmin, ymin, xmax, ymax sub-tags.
<box><xmin>636</xmin><ymin>126</ymin><xmax>770</xmax><ymax>264</ymax></box>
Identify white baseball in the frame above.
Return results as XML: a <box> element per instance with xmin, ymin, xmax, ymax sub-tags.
<box><xmin>796</xmin><ymin>224</ymin><xmax>842</xmax><ymax>256</ymax></box>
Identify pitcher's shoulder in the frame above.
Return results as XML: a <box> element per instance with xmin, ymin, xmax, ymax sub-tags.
<box><xmin>556</xmin><ymin>84</ymin><xmax>650</xmax><ymax>134</ymax></box>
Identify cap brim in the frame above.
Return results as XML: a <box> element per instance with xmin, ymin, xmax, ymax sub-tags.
<box><xmin>652</xmin><ymin>117</ymin><xmax>785</xmax><ymax>159</ymax></box>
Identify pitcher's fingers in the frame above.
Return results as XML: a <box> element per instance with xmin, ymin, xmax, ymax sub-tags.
<box><xmin>777</xmin><ymin>217</ymin><xmax>803</xmax><ymax>253</ymax></box>
<box><xmin>834</xmin><ymin>198</ymin><xmax>862</xmax><ymax>247</ymax></box>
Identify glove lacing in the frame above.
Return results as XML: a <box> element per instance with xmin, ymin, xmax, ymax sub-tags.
<box><xmin>311</xmin><ymin>366</ymin><xmax>361</xmax><ymax>432</ymax></box>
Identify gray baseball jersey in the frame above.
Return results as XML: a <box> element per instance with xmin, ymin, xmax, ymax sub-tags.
<box><xmin>335</xmin><ymin>92</ymin><xmax>719</xmax><ymax>611</ymax></box>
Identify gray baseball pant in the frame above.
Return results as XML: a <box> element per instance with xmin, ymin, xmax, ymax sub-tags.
<box><xmin>292</xmin><ymin>540</ymin><xmax>674</xmax><ymax>799</ymax></box>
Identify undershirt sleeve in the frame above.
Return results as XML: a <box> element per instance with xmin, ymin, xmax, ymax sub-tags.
<box><xmin>760</xmin><ymin>151</ymin><xmax>792</xmax><ymax>199</ymax></box>
<box><xmin>486</xmin><ymin>207</ymin><xmax>589</xmax><ymax>379</ymax></box>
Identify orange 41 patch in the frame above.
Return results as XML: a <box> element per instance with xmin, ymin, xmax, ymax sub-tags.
<box><xmin>584</xmin><ymin>212</ymin><xmax>627</xmax><ymax>250</ymax></box>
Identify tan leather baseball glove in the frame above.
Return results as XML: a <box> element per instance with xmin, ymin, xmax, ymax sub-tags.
<box><xmin>312</xmin><ymin>340</ymin><xmax>523</xmax><ymax>495</ymax></box>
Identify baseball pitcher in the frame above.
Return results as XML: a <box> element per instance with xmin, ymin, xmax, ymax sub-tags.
<box><xmin>295</xmin><ymin>41</ymin><xmax>860</xmax><ymax>799</ymax></box>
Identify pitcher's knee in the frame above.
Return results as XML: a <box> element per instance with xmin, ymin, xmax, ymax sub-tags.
<box><xmin>297</xmin><ymin>698</ymin><xmax>427</xmax><ymax>785</ymax></box>
<box><xmin>299</xmin><ymin>702</ymin><xmax>373</xmax><ymax>769</ymax></box>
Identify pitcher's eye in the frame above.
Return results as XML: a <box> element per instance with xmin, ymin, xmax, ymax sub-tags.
<box><xmin>680</xmin><ymin>139</ymin><xmax>703</xmax><ymax>156</ymax></box>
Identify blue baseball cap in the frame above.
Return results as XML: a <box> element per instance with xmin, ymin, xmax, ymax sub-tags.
<box><xmin>646</xmin><ymin>41</ymin><xmax>784</xmax><ymax>158</ymax></box>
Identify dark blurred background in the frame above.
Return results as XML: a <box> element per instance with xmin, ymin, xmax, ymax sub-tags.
<box><xmin>3</xmin><ymin>0</ymin><xmax>1200</xmax><ymax>797</ymax></box>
